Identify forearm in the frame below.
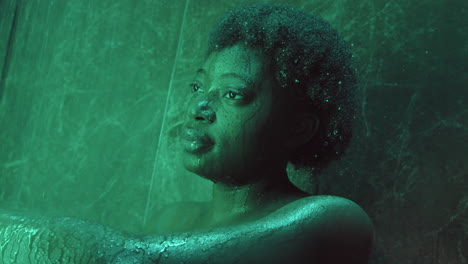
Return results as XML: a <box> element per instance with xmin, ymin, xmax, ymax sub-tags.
<box><xmin>1</xmin><ymin>197</ymin><xmax>370</xmax><ymax>264</ymax></box>
<box><xmin>0</xmin><ymin>211</ymin><xmax>126</xmax><ymax>264</ymax></box>
<box><xmin>0</xmin><ymin>209</ymin><xmax>309</xmax><ymax>264</ymax></box>
<box><xmin>126</xmin><ymin>221</ymin><xmax>307</xmax><ymax>264</ymax></box>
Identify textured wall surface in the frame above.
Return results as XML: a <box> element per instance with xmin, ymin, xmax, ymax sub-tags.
<box><xmin>0</xmin><ymin>0</ymin><xmax>467</xmax><ymax>263</ymax></box>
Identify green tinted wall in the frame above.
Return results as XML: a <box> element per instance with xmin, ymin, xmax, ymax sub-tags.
<box><xmin>0</xmin><ymin>0</ymin><xmax>467</xmax><ymax>263</ymax></box>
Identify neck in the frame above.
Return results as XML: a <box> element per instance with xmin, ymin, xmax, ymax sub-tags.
<box><xmin>209</xmin><ymin>169</ymin><xmax>299</xmax><ymax>225</ymax></box>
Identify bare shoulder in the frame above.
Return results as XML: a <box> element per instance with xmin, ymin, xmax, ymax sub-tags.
<box><xmin>268</xmin><ymin>195</ymin><xmax>375</xmax><ymax>263</ymax></box>
<box><xmin>294</xmin><ymin>195</ymin><xmax>371</xmax><ymax>220</ymax></box>
<box><xmin>272</xmin><ymin>195</ymin><xmax>372</xmax><ymax>222</ymax></box>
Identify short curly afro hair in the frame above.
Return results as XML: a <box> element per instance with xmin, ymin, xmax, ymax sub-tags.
<box><xmin>207</xmin><ymin>3</ymin><xmax>358</xmax><ymax>171</ymax></box>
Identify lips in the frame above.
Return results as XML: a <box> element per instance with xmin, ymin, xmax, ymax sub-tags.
<box><xmin>179</xmin><ymin>126</ymin><xmax>214</xmax><ymax>153</ymax></box>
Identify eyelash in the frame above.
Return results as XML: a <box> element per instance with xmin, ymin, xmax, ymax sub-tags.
<box><xmin>190</xmin><ymin>82</ymin><xmax>201</xmax><ymax>92</ymax></box>
<box><xmin>189</xmin><ymin>82</ymin><xmax>245</xmax><ymax>100</ymax></box>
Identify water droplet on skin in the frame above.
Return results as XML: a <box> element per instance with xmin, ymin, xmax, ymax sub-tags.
<box><xmin>198</xmin><ymin>159</ymin><xmax>201</xmax><ymax>166</ymax></box>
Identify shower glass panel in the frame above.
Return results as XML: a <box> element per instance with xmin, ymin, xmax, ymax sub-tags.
<box><xmin>0</xmin><ymin>1</ymin><xmax>467</xmax><ymax>263</ymax></box>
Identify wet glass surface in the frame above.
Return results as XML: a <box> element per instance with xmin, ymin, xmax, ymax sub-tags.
<box><xmin>0</xmin><ymin>0</ymin><xmax>466</xmax><ymax>263</ymax></box>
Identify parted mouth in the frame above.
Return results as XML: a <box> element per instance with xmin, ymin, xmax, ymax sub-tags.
<box><xmin>179</xmin><ymin>126</ymin><xmax>214</xmax><ymax>153</ymax></box>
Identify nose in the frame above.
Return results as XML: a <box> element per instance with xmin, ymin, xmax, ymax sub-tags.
<box><xmin>189</xmin><ymin>98</ymin><xmax>216</xmax><ymax>123</ymax></box>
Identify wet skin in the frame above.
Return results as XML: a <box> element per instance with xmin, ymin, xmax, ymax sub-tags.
<box><xmin>173</xmin><ymin>44</ymin><xmax>319</xmax><ymax>230</ymax></box>
<box><xmin>140</xmin><ymin>44</ymin><xmax>373</xmax><ymax>263</ymax></box>
<box><xmin>0</xmin><ymin>44</ymin><xmax>374</xmax><ymax>264</ymax></box>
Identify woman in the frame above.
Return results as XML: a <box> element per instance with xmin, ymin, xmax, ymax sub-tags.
<box><xmin>0</xmin><ymin>3</ymin><xmax>373</xmax><ymax>263</ymax></box>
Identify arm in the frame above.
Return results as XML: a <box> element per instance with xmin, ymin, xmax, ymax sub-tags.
<box><xmin>103</xmin><ymin>195</ymin><xmax>374</xmax><ymax>264</ymax></box>
<box><xmin>1</xmin><ymin>196</ymin><xmax>374</xmax><ymax>264</ymax></box>
<box><xmin>0</xmin><ymin>210</ymin><xmax>126</xmax><ymax>263</ymax></box>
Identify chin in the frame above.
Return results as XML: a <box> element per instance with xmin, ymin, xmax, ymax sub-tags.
<box><xmin>180</xmin><ymin>148</ymin><xmax>214</xmax><ymax>178</ymax></box>
<box><xmin>181</xmin><ymin>156</ymin><xmax>234</xmax><ymax>184</ymax></box>
<box><xmin>178</xmin><ymin>141</ymin><xmax>256</xmax><ymax>185</ymax></box>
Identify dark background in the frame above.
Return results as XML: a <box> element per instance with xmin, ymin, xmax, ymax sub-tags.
<box><xmin>0</xmin><ymin>0</ymin><xmax>467</xmax><ymax>263</ymax></box>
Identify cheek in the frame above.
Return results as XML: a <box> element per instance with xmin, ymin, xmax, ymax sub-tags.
<box><xmin>216</xmin><ymin>92</ymin><xmax>277</xmax><ymax>158</ymax></box>
<box><xmin>216</xmin><ymin>110</ymin><xmax>266</xmax><ymax>158</ymax></box>
<box><xmin>237</xmin><ymin>109</ymin><xmax>275</xmax><ymax>154</ymax></box>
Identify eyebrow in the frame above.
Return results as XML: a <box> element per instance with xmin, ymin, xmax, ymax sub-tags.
<box><xmin>196</xmin><ymin>68</ymin><xmax>254</xmax><ymax>85</ymax></box>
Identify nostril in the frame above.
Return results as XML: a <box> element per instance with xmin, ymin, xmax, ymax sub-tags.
<box><xmin>195</xmin><ymin>117</ymin><xmax>205</xmax><ymax>121</ymax></box>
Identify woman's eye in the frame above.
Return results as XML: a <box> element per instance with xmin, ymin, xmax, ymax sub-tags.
<box><xmin>225</xmin><ymin>91</ymin><xmax>244</xmax><ymax>100</ymax></box>
<box><xmin>190</xmin><ymin>82</ymin><xmax>201</xmax><ymax>92</ymax></box>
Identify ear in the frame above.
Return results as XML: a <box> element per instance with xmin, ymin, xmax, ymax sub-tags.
<box><xmin>283</xmin><ymin>112</ymin><xmax>319</xmax><ymax>149</ymax></box>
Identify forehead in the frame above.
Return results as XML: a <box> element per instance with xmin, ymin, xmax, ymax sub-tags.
<box><xmin>202</xmin><ymin>45</ymin><xmax>266</xmax><ymax>81</ymax></box>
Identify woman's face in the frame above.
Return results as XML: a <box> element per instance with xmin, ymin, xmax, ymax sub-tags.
<box><xmin>179</xmin><ymin>44</ymin><xmax>294</xmax><ymax>186</ymax></box>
